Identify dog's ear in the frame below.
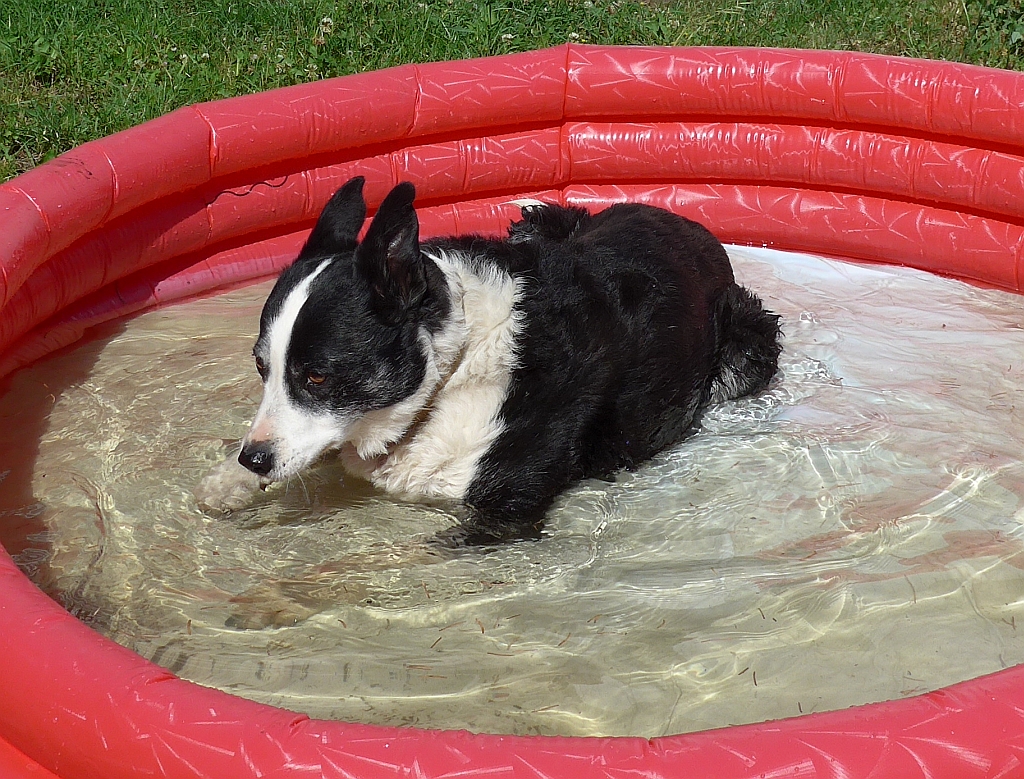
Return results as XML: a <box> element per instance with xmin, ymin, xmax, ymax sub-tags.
<box><xmin>301</xmin><ymin>176</ymin><xmax>367</xmax><ymax>258</ymax></box>
<box><xmin>356</xmin><ymin>182</ymin><xmax>426</xmax><ymax>322</ymax></box>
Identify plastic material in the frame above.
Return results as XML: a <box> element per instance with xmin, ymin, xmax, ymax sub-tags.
<box><xmin>0</xmin><ymin>736</ymin><xmax>61</xmax><ymax>779</ymax></box>
<box><xmin>1</xmin><ymin>45</ymin><xmax>1024</xmax><ymax>779</ymax></box>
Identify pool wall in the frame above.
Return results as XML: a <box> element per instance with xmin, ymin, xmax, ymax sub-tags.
<box><xmin>1</xmin><ymin>44</ymin><xmax>1024</xmax><ymax>778</ymax></box>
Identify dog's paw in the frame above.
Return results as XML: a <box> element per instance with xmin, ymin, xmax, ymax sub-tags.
<box><xmin>429</xmin><ymin>516</ymin><xmax>544</xmax><ymax>550</ymax></box>
<box><xmin>225</xmin><ymin>583</ymin><xmax>322</xmax><ymax>630</ymax></box>
<box><xmin>194</xmin><ymin>456</ymin><xmax>264</xmax><ymax>513</ymax></box>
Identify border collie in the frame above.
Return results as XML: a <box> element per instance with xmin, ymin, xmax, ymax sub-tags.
<box><xmin>197</xmin><ymin>177</ymin><xmax>782</xmax><ymax>545</ymax></box>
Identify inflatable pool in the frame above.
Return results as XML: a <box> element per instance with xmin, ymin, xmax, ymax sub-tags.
<box><xmin>1</xmin><ymin>44</ymin><xmax>1023</xmax><ymax>778</ymax></box>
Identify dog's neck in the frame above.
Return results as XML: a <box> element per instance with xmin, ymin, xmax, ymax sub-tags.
<box><xmin>341</xmin><ymin>248</ymin><xmax>525</xmax><ymax>499</ymax></box>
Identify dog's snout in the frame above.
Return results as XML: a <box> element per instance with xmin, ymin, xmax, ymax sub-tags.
<box><xmin>239</xmin><ymin>441</ymin><xmax>274</xmax><ymax>476</ymax></box>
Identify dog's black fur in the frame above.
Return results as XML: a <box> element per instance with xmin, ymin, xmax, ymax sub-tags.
<box><xmin>451</xmin><ymin>201</ymin><xmax>780</xmax><ymax>543</ymax></box>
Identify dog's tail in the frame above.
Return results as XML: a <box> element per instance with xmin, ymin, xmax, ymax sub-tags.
<box><xmin>706</xmin><ymin>284</ymin><xmax>783</xmax><ymax>404</ymax></box>
<box><xmin>506</xmin><ymin>202</ymin><xmax>590</xmax><ymax>245</ymax></box>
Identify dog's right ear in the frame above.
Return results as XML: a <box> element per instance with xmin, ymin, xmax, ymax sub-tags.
<box><xmin>355</xmin><ymin>182</ymin><xmax>425</xmax><ymax>323</ymax></box>
<box><xmin>300</xmin><ymin>176</ymin><xmax>367</xmax><ymax>258</ymax></box>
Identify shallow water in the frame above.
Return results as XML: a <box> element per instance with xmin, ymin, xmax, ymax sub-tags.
<box><xmin>1</xmin><ymin>246</ymin><xmax>1023</xmax><ymax>737</ymax></box>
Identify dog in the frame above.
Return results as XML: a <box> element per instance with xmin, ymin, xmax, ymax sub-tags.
<box><xmin>196</xmin><ymin>176</ymin><xmax>782</xmax><ymax>545</ymax></box>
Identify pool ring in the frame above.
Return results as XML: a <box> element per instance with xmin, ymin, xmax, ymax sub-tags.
<box><xmin>1</xmin><ymin>44</ymin><xmax>1023</xmax><ymax>779</ymax></box>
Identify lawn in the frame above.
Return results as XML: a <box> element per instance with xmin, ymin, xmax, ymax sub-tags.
<box><xmin>2</xmin><ymin>0</ymin><xmax>1023</xmax><ymax>182</ymax></box>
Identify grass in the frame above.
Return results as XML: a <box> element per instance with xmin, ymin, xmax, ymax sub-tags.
<box><xmin>2</xmin><ymin>0</ymin><xmax>1024</xmax><ymax>182</ymax></box>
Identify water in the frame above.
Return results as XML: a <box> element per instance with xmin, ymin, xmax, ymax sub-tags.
<box><xmin>1</xmin><ymin>247</ymin><xmax>1023</xmax><ymax>737</ymax></box>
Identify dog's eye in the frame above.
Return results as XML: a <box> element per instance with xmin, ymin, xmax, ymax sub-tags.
<box><xmin>254</xmin><ymin>356</ymin><xmax>267</xmax><ymax>378</ymax></box>
<box><xmin>306</xmin><ymin>371</ymin><xmax>326</xmax><ymax>386</ymax></box>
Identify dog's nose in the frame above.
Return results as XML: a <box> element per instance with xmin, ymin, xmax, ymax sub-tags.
<box><xmin>238</xmin><ymin>442</ymin><xmax>274</xmax><ymax>476</ymax></box>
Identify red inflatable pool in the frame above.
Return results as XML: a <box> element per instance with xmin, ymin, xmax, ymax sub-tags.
<box><xmin>2</xmin><ymin>44</ymin><xmax>1023</xmax><ymax>779</ymax></box>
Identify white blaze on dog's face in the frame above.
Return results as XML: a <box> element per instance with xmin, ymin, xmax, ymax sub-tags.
<box><xmin>244</xmin><ymin>258</ymin><xmax>350</xmax><ymax>479</ymax></box>
<box><xmin>238</xmin><ymin>176</ymin><xmax>451</xmax><ymax>483</ymax></box>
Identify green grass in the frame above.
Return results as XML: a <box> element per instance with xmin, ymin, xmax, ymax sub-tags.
<box><xmin>3</xmin><ymin>0</ymin><xmax>1024</xmax><ymax>182</ymax></box>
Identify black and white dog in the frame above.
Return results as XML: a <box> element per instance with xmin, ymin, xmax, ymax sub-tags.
<box><xmin>197</xmin><ymin>176</ymin><xmax>781</xmax><ymax>545</ymax></box>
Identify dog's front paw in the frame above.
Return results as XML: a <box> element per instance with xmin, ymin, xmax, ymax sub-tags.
<box><xmin>429</xmin><ymin>515</ymin><xmax>545</xmax><ymax>550</ymax></box>
<box><xmin>194</xmin><ymin>456</ymin><xmax>264</xmax><ymax>513</ymax></box>
<box><xmin>225</xmin><ymin>583</ymin><xmax>322</xmax><ymax>630</ymax></box>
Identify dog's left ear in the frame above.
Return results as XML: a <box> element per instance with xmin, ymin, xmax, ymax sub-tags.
<box><xmin>301</xmin><ymin>176</ymin><xmax>367</xmax><ymax>258</ymax></box>
<box><xmin>356</xmin><ymin>182</ymin><xmax>426</xmax><ymax>322</ymax></box>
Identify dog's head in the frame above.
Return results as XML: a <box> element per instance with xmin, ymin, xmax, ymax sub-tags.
<box><xmin>238</xmin><ymin>177</ymin><xmax>449</xmax><ymax>482</ymax></box>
